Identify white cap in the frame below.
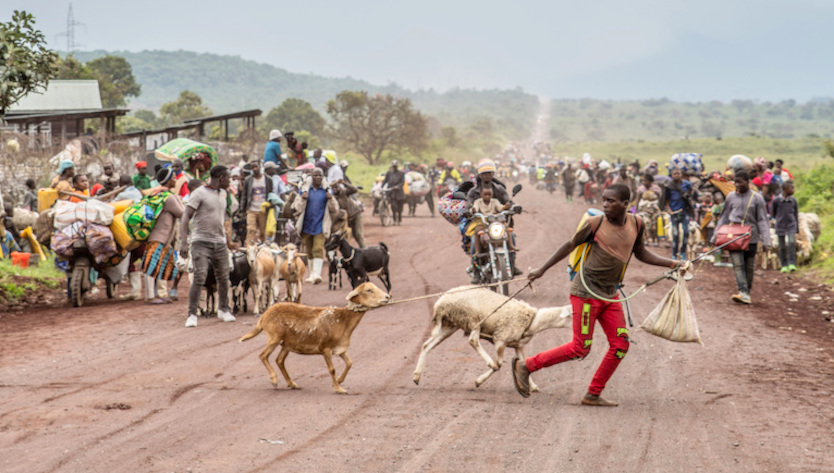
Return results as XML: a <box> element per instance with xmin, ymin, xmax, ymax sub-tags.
<box><xmin>269</xmin><ymin>129</ymin><xmax>283</xmax><ymax>141</ymax></box>
<box><xmin>340</xmin><ymin>159</ymin><xmax>349</xmax><ymax>168</ymax></box>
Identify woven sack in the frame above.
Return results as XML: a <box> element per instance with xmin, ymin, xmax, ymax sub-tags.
<box><xmin>123</xmin><ymin>192</ymin><xmax>170</xmax><ymax>241</ymax></box>
<box><xmin>641</xmin><ymin>275</ymin><xmax>703</xmax><ymax>344</ymax></box>
<box><xmin>437</xmin><ymin>196</ymin><xmax>470</xmax><ymax>225</ymax></box>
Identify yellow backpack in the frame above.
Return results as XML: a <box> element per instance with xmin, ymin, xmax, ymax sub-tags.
<box><xmin>567</xmin><ymin>209</ymin><xmax>604</xmax><ymax>280</ymax></box>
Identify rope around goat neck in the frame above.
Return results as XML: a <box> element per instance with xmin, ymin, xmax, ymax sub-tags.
<box><xmin>385</xmin><ymin>277</ymin><xmax>532</xmax><ymax>306</ymax></box>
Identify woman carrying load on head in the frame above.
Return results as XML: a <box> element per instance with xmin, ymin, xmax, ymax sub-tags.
<box><xmin>141</xmin><ymin>167</ymin><xmax>185</xmax><ymax>304</ymax></box>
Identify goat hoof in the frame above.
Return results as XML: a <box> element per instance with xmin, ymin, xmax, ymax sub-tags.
<box><xmin>530</xmin><ymin>384</ymin><xmax>540</xmax><ymax>392</ymax></box>
<box><xmin>334</xmin><ymin>388</ymin><xmax>348</xmax><ymax>394</ymax></box>
<box><xmin>412</xmin><ymin>374</ymin><xmax>421</xmax><ymax>385</ymax></box>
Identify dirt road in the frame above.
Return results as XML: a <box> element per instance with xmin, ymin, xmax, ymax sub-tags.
<box><xmin>2</xmin><ymin>189</ymin><xmax>834</xmax><ymax>472</ymax></box>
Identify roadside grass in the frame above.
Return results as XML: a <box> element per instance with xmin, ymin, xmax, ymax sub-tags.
<box><xmin>793</xmin><ymin>164</ymin><xmax>834</xmax><ymax>282</ymax></box>
<box><xmin>0</xmin><ymin>254</ymin><xmax>64</xmax><ymax>303</ymax></box>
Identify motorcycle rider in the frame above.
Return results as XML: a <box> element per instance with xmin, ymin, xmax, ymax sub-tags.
<box><xmin>439</xmin><ymin>161</ymin><xmax>462</xmax><ymax>192</ymax></box>
<box><xmin>382</xmin><ymin>160</ymin><xmax>406</xmax><ymax>226</ymax></box>
<box><xmin>466</xmin><ymin>159</ymin><xmax>521</xmax><ymax>276</ymax></box>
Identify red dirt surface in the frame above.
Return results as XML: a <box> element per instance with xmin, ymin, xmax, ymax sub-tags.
<box><xmin>2</xmin><ymin>191</ymin><xmax>833</xmax><ymax>473</ymax></box>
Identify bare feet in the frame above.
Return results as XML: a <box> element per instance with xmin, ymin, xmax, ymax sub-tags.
<box><xmin>581</xmin><ymin>393</ymin><xmax>618</xmax><ymax>407</ymax></box>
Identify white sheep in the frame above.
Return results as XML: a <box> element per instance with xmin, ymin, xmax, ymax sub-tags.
<box><xmin>412</xmin><ymin>286</ymin><xmax>571</xmax><ymax>391</ymax></box>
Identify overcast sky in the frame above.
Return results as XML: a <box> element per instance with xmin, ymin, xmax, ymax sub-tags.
<box><xmin>18</xmin><ymin>0</ymin><xmax>834</xmax><ymax>101</ymax></box>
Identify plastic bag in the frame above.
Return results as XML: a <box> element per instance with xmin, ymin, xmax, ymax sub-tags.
<box><xmin>640</xmin><ymin>275</ymin><xmax>703</xmax><ymax>345</ymax></box>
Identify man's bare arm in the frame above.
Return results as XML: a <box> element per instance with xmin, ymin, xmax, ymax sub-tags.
<box><xmin>634</xmin><ymin>236</ymin><xmax>678</xmax><ymax>269</ymax></box>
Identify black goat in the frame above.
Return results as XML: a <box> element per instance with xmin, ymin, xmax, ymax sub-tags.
<box><xmin>325</xmin><ymin>234</ymin><xmax>391</xmax><ymax>293</ymax></box>
<box><xmin>200</xmin><ymin>261</ymin><xmax>217</xmax><ymax>317</ymax></box>
<box><xmin>229</xmin><ymin>250</ymin><xmax>251</xmax><ymax>314</ymax></box>
<box><xmin>327</xmin><ymin>249</ymin><xmax>343</xmax><ymax>291</ymax></box>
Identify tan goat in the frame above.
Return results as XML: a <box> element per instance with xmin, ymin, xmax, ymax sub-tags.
<box><xmin>280</xmin><ymin>244</ymin><xmax>306</xmax><ymax>303</ymax></box>
<box><xmin>239</xmin><ymin>282</ymin><xmax>391</xmax><ymax>394</ymax></box>
<box><xmin>247</xmin><ymin>244</ymin><xmax>281</xmax><ymax>316</ymax></box>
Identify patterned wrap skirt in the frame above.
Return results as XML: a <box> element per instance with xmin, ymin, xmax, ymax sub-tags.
<box><xmin>142</xmin><ymin>241</ymin><xmax>179</xmax><ymax>280</ymax></box>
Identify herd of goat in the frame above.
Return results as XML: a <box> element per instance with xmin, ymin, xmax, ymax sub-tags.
<box><xmin>191</xmin><ymin>230</ymin><xmax>392</xmax><ymax>317</ymax></box>
<box><xmin>182</xmin><ymin>230</ymin><xmax>576</xmax><ymax>395</ymax></box>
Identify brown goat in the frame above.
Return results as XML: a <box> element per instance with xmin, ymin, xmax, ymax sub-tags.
<box><xmin>239</xmin><ymin>282</ymin><xmax>391</xmax><ymax>394</ymax></box>
<box><xmin>279</xmin><ymin>244</ymin><xmax>306</xmax><ymax>303</ymax></box>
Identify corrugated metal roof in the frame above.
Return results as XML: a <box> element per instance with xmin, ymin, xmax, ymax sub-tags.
<box><xmin>10</xmin><ymin>80</ymin><xmax>102</xmax><ymax>112</ymax></box>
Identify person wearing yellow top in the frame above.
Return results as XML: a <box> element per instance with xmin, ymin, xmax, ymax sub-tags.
<box><xmin>51</xmin><ymin>160</ymin><xmax>76</xmax><ymax>201</ymax></box>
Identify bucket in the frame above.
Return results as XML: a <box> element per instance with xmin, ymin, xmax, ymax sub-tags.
<box><xmin>38</xmin><ymin>188</ymin><xmax>58</xmax><ymax>212</ymax></box>
<box><xmin>11</xmin><ymin>251</ymin><xmax>30</xmax><ymax>269</ymax></box>
<box><xmin>109</xmin><ymin>212</ymin><xmax>139</xmax><ymax>251</ymax></box>
<box><xmin>109</xmin><ymin>199</ymin><xmax>134</xmax><ymax>214</ymax></box>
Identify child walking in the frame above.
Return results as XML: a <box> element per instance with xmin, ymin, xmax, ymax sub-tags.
<box><xmin>772</xmin><ymin>180</ymin><xmax>798</xmax><ymax>273</ymax></box>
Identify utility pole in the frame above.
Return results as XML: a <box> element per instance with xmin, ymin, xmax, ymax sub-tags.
<box><xmin>56</xmin><ymin>3</ymin><xmax>86</xmax><ymax>55</ymax></box>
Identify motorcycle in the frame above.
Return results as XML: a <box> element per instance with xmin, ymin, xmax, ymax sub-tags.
<box><xmin>458</xmin><ymin>184</ymin><xmax>523</xmax><ymax>296</ymax></box>
<box><xmin>67</xmin><ymin>237</ymin><xmax>127</xmax><ymax>308</ymax></box>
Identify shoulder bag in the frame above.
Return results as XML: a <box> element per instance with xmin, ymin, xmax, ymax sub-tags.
<box><xmin>714</xmin><ymin>193</ymin><xmax>753</xmax><ymax>251</ymax></box>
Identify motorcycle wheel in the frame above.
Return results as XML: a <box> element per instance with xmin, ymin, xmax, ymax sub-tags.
<box><xmin>379</xmin><ymin>201</ymin><xmax>393</xmax><ymax>226</ymax></box>
<box><xmin>495</xmin><ymin>257</ymin><xmax>510</xmax><ymax>296</ymax></box>
<box><xmin>70</xmin><ymin>264</ymin><xmax>86</xmax><ymax>308</ymax></box>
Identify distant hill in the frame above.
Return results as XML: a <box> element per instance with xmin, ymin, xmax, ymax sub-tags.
<box><xmin>72</xmin><ymin>50</ymin><xmax>538</xmax><ymax>140</ymax></box>
<box><xmin>550</xmin><ymin>97</ymin><xmax>834</xmax><ymax>142</ymax></box>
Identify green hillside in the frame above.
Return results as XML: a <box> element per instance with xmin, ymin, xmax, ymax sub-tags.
<box><xmin>550</xmin><ymin>98</ymin><xmax>834</xmax><ymax>142</ymax></box>
<box><xmin>72</xmin><ymin>50</ymin><xmax>538</xmax><ymax>141</ymax></box>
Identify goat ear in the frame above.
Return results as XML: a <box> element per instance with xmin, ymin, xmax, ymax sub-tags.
<box><xmin>346</xmin><ymin>287</ymin><xmax>361</xmax><ymax>301</ymax></box>
<box><xmin>296</xmin><ymin>253</ymin><xmax>307</xmax><ymax>257</ymax></box>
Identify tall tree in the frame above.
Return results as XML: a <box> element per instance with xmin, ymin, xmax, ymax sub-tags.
<box><xmin>326</xmin><ymin>91</ymin><xmax>428</xmax><ymax>165</ymax></box>
<box><xmin>87</xmin><ymin>55</ymin><xmax>141</xmax><ymax>107</ymax></box>
<box><xmin>263</xmin><ymin>98</ymin><xmax>325</xmax><ymax>136</ymax></box>
<box><xmin>160</xmin><ymin>90</ymin><xmax>212</xmax><ymax>124</ymax></box>
<box><xmin>56</xmin><ymin>55</ymin><xmax>140</xmax><ymax>108</ymax></box>
<box><xmin>0</xmin><ymin>11</ymin><xmax>59</xmax><ymax>120</ymax></box>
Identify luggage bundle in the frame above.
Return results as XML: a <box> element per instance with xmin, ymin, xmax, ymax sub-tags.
<box><xmin>51</xmin><ymin>221</ymin><xmax>118</xmax><ymax>263</ymax></box>
<box><xmin>123</xmin><ymin>192</ymin><xmax>170</xmax><ymax>241</ymax></box>
<box><xmin>437</xmin><ymin>194</ymin><xmax>470</xmax><ymax>225</ymax></box>
<box><xmin>53</xmin><ymin>200</ymin><xmax>115</xmax><ymax>230</ymax></box>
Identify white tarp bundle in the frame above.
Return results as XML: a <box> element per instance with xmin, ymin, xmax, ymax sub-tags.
<box><xmin>641</xmin><ymin>275</ymin><xmax>703</xmax><ymax>345</ymax></box>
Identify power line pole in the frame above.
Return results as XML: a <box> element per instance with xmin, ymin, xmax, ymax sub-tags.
<box><xmin>56</xmin><ymin>3</ymin><xmax>86</xmax><ymax>55</ymax></box>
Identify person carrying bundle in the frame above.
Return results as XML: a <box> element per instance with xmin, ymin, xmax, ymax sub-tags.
<box><xmin>512</xmin><ymin>183</ymin><xmax>688</xmax><ymax>406</ymax></box>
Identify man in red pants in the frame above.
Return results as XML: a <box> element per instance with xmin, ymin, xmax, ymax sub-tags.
<box><xmin>513</xmin><ymin>183</ymin><xmax>688</xmax><ymax>406</ymax></box>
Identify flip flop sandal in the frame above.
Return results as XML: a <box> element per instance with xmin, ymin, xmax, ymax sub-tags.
<box><xmin>511</xmin><ymin>358</ymin><xmax>531</xmax><ymax>398</ymax></box>
<box><xmin>146</xmin><ymin>298</ymin><xmax>168</xmax><ymax>305</ymax></box>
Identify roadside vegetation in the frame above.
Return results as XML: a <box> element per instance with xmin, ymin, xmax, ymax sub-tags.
<box><xmin>0</xmin><ymin>254</ymin><xmax>64</xmax><ymax>304</ymax></box>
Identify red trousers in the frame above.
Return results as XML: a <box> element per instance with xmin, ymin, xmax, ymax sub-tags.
<box><xmin>526</xmin><ymin>295</ymin><xmax>629</xmax><ymax>396</ymax></box>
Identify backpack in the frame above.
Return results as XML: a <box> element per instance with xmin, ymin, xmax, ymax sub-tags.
<box><xmin>567</xmin><ymin>210</ymin><xmax>643</xmax><ymax>282</ymax></box>
<box><xmin>123</xmin><ymin>192</ymin><xmax>171</xmax><ymax>241</ymax></box>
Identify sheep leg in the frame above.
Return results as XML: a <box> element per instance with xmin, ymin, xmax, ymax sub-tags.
<box><xmin>413</xmin><ymin>324</ymin><xmax>458</xmax><ymax>385</ymax></box>
<box><xmin>296</xmin><ymin>281</ymin><xmax>302</xmax><ymax>304</ymax></box>
<box><xmin>323</xmin><ymin>350</ymin><xmax>347</xmax><ymax>394</ymax></box>
<box><xmin>258</xmin><ymin>336</ymin><xmax>282</xmax><ymax>388</ymax></box>
<box><xmin>337</xmin><ymin>352</ymin><xmax>352</xmax><ymax>383</ymax></box>
<box><xmin>515</xmin><ymin>346</ymin><xmax>539</xmax><ymax>392</ymax></box>
<box><xmin>275</xmin><ymin>346</ymin><xmax>298</xmax><ymax>389</ymax></box>
<box><xmin>468</xmin><ymin>328</ymin><xmax>499</xmax><ymax>371</ymax></box>
<box><xmin>475</xmin><ymin>341</ymin><xmax>507</xmax><ymax>388</ymax></box>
